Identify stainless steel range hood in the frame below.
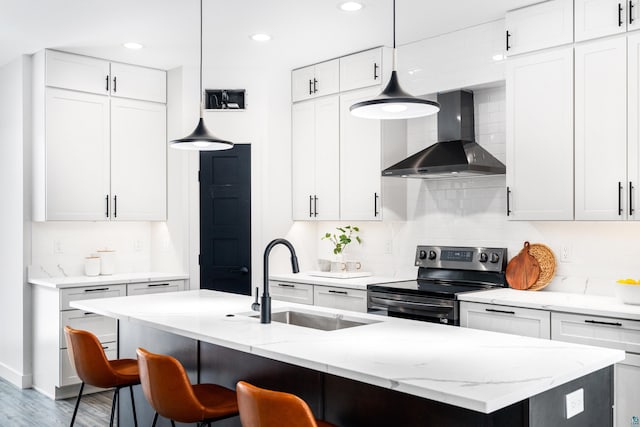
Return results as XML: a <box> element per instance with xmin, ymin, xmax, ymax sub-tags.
<box><xmin>382</xmin><ymin>90</ymin><xmax>506</xmax><ymax>179</ymax></box>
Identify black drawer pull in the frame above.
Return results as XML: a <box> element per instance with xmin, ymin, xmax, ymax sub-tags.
<box><xmin>102</xmin><ymin>345</ymin><xmax>109</xmax><ymax>350</ymax></box>
<box><xmin>148</xmin><ymin>283</ymin><xmax>170</xmax><ymax>287</ymax></box>
<box><xmin>328</xmin><ymin>290</ymin><xmax>348</xmax><ymax>295</ymax></box>
<box><xmin>83</xmin><ymin>312</ymin><xmax>94</xmax><ymax>316</ymax></box>
<box><xmin>485</xmin><ymin>308</ymin><xmax>515</xmax><ymax>315</ymax></box>
<box><xmin>84</xmin><ymin>288</ymin><xmax>109</xmax><ymax>292</ymax></box>
<box><xmin>277</xmin><ymin>283</ymin><xmax>295</xmax><ymax>288</ymax></box>
<box><xmin>585</xmin><ymin>319</ymin><xmax>622</xmax><ymax>327</ymax></box>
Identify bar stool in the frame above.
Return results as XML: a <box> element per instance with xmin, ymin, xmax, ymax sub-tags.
<box><xmin>236</xmin><ymin>381</ymin><xmax>338</xmax><ymax>427</ymax></box>
<box><xmin>136</xmin><ymin>347</ymin><xmax>239</xmax><ymax>427</ymax></box>
<box><xmin>64</xmin><ymin>326</ymin><xmax>139</xmax><ymax>427</ymax></box>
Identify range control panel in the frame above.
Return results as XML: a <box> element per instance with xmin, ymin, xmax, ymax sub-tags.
<box><xmin>414</xmin><ymin>246</ymin><xmax>507</xmax><ymax>272</ymax></box>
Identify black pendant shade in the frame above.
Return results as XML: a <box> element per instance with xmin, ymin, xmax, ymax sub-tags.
<box><xmin>170</xmin><ymin>0</ymin><xmax>233</xmax><ymax>151</ymax></box>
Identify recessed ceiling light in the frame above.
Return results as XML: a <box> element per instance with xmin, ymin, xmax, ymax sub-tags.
<box><xmin>123</xmin><ymin>42</ymin><xmax>143</xmax><ymax>50</ymax></box>
<box><xmin>339</xmin><ymin>1</ymin><xmax>363</xmax><ymax>12</ymax></box>
<box><xmin>251</xmin><ymin>33</ymin><xmax>271</xmax><ymax>42</ymax></box>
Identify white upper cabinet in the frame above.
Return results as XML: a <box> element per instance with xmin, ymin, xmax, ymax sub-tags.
<box><xmin>575</xmin><ymin>36</ymin><xmax>628</xmax><ymax>220</ymax></box>
<box><xmin>291</xmin><ymin>59</ymin><xmax>339</xmax><ymax>102</ymax></box>
<box><xmin>628</xmin><ymin>33</ymin><xmax>640</xmax><ymax>220</ymax></box>
<box><xmin>339</xmin><ymin>48</ymin><xmax>383</xmax><ymax>92</ymax></box>
<box><xmin>506</xmin><ymin>46</ymin><xmax>574</xmax><ymax>220</ymax></box>
<box><xmin>339</xmin><ymin>87</ymin><xmax>383</xmax><ymax>221</ymax></box>
<box><xmin>45</xmin><ymin>50</ymin><xmax>110</xmax><ymax>95</ymax></box>
<box><xmin>574</xmin><ymin>0</ymin><xmax>638</xmax><ymax>41</ymax></box>
<box><xmin>43</xmin><ymin>88</ymin><xmax>111</xmax><ymax>221</ymax></box>
<box><xmin>110</xmin><ymin>62</ymin><xmax>166</xmax><ymax>103</ymax></box>
<box><xmin>505</xmin><ymin>0</ymin><xmax>574</xmax><ymax>56</ymax></box>
<box><xmin>110</xmin><ymin>98</ymin><xmax>167</xmax><ymax>220</ymax></box>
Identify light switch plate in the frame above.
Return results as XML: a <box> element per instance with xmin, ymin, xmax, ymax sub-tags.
<box><xmin>565</xmin><ymin>388</ymin><xmax>584</xmax><ymax>419</ymax></box>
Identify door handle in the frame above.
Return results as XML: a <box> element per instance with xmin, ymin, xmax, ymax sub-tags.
<box><xmin>506</xmin><ymin>186</ymin><xmax>512</xmax><ymax>216</ymax></box>
<box><xmin>314</xmin><ymin>195</ymin><xmax>318</xmax><ymax>217</ymax></box>
<box><xmin>619</xmin><ymin>3</ymin><xmax>624</xmax><ymax>27</ymax></box>
<box><xmin>373</xmin><ymin>62</ymin><xmax>379</xmax><ymax>80</ymax></box>
<box><xmin>631</xmin><ymin>0</ymin><xmax>635</xmax><ymax>24</ymax></box>
<box><xmin>105</xmin><ymin>194</ymin><xmax>109</xmax><ymax>218</ymax></box>
<box><xmin>113</xmin><ymin>195</ymin><xmax>118</xmax><ymax>218</ymax></box>
<box><xmin>113</xmin><ymin>76</ymin><xmax>117</xmax><ymax>92</ymax></box>
<box><xmin>230</xmin><ymin>266</ymin><xmax>249</xmax><ymax>274</ymax></box>
<box><xmin>313</xmin><ymin>78</ymin><xmax>318</xmax><ymax>93</ymax></box>
<box><xmin>630</xmin><ymin>181</ymin><xmax>635</xmax><ymax>216</ymax></box>
<box><xmin>374</xmin><ymin>192</ymin><xmax>379</xmax><ymax>217</ymax></box>
<box><xmin>618</xmin><ymin>182</ymin><xmax>623</xmax><ymax>216</ymax></box>
<box><xmin>308</xmin><ymin>79</ymin><xmax>313</xmax><ymax>95</ymax></box>
<box><xmin>105</xmin><ymin>75</ymin><xmax>109</xmax><ymax>92</ymax></box>
<box><xmin>506</xmin><ymin>30</ymin><xmax>511</xmax><ymax>51</ymax></box>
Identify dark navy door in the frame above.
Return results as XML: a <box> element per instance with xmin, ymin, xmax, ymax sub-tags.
<box><xmin>199</xmin><ymin>144</ymin><xmax>251</xmax><ymax>295</ymax></box>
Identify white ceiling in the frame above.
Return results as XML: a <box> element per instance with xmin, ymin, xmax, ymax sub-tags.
<box><xmin>0</xmin><ymin>0</ymin><xmax>539</xmax><ymax>71</ymax></box>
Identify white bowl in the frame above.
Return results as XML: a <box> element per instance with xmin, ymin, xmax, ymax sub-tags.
<box><xmin>615</xmin><ymin>282</ymin><xmax>640</xmax><ymax>305</ymax></box>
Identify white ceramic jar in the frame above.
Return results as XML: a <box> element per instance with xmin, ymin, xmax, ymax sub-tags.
<box><xmin>84</xmin><ymin>256</ymin><xmax>101</xmax><ymax>277</ymax></box>
<box><xmin>97</xmin><ymin>250</ymin><xmax>116</xmax><ymax>275</ymax></box>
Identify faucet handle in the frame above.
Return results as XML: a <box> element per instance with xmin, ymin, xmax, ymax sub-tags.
<box><xmin>251</xmin><ymin>287</ymin><xmax>260</xmax><ymax>311</ymax></box>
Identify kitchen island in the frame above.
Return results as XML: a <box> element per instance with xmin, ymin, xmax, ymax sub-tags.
<box><xmin>72</xmin><ymin>290</ymin><xmax>624</xmax><ymax>427</ymax></box>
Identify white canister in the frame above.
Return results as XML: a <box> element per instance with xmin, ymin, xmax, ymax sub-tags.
<box><xmin>97</xmin><ymin>250</ymin><xmax>116</xmax><ymax>275</ymax></box>
<box><xmin>84</xmin><ymin>256</ymin><xmax>101</xmax><ymax>277</ymax></box>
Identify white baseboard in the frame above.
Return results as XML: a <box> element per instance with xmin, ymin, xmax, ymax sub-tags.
<box><xmin>0</xmin><ymin>361</ymin><xmax>32</xmax><ymax>389</ymax></box>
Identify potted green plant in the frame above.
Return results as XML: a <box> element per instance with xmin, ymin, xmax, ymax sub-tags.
<box><xmin>322</xmin><ymin>225</ymin><xmax>361</xmax><ymax>257</ymax></box>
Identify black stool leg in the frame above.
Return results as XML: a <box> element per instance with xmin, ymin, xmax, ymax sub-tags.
<box><xmin>129</xmin><ymin>385</ymin><xmax>138</xmax><ymax>427</ymax></box>
<box><xmin>151</xmin><ymin>412</ymin><xmax>159</xmax><ymax>427</ymax></box>
<box><xmin>109</xmin><ymin>387</ymin><xmax>119</xmax><ymax>427</ymax></box>
<box><xmin>69</xmin><ymin>381</ymin><xmax>85</xmax><ymax>427</ymax></box>
<box><xmin>171</xmin><ymin>420</ymin><xmax>176</xmax><ymax>427</ymax></box>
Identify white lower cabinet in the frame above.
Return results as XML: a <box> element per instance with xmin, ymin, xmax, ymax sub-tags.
<box><xmin>314</xmin><ymin>286</ymin><xmax>367</xmax><ymax>313</ymax></box>
<box><xmin>460</xmin><ymin>301</ymin><xmax>551</xmax><ymax>339</ymax></box>
<box><xmin>269</xmin><ymin>281</ymin><xmax>314</xmax><ymax>305</ymax></box>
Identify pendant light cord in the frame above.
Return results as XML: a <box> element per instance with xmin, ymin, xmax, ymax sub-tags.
<box><xmin>199</xmin><ymin>0</ymin><xmax>204</xmax><ymax>117</ymax></box>
<box><xmin>392</xmin><ymin>0</ymin><xmax>397</xmax><ymax>70</ymax></box>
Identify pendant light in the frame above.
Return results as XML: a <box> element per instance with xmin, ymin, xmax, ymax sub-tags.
<box><xmin>349</xmin><ymin>0</ymin><xmax>440</xmax><ymax>120</ymax></box>
<box><xmin>170</xmin><ymin>0</ymin><xmax>233</xmax><ymax>151</ymax></box>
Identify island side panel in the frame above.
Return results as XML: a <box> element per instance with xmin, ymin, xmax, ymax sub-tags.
<box><xmin>118</xmin><ymin>321</ymin><xmax>199</xmax><ymax>427</ymax></box>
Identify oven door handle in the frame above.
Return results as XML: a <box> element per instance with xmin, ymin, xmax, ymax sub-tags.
<box><xmin>369</xmin><ymin>296</ymin><xmax>452</xmax><ymax>310</ymax></box>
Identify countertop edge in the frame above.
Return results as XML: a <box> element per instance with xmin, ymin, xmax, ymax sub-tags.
<box><xmin>29</xmin><ymin>273</ymin><xmax>189</xmax><ymax>289</ymax></box>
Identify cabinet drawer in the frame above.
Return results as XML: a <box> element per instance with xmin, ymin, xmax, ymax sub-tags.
<box><xmin>127</xmin><ymin>280</ymin><xmax>185</xmax><ymax>296</ymax></box>
<box><xmin>460</xmin><ymin>302</ymin><xmax>551</xmax><ymax>339</ymax></box>
<box><xmin>60</xmin><ymin>345</ymin><xmax>116</xmax><ymax>387</ymax></box>
<box><xmin>60</xmin><ymin>310</ymin><xmax>117</xmax><ymax>348</ymax></box>
<box><xmin>313</xmin><ymin>286</ymin><xmax>367</xmax><ymax>313</ymax></box>
<box><xmin>60</xmin><ymin>284</ymin><xmax>126</xmax><ymax>310</ymax></box>
<box><xmin>551</xmin><ymin>312</ymin><xmax>640</xmax><ymax>353</ymax></box>
<box><xmin>269</xmin><ymin>281</ymin><xmax>314</xmax><ymax>305</ymax></box>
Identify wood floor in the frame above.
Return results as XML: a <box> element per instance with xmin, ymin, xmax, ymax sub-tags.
<box><xmin>0</xmin><ymin>377</ymin><xmax>116</xmax><ymax>426</ymax></box>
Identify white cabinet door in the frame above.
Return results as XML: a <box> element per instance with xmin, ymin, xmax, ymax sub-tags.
<box><xmin>313</xmin><ymin>59</ymin><xmax>340</xmax><ymax>98</ymax></box>
<box><xmin>45</xmin><ymin>88</ymin><xmax>110</xmax><ymax>221</ymax></box>
<box><xmin>313</xmin><ymin>286</ymin><xmax>367</xmax><ymax>313</ymax></box>
<box><xmin>292</xmin><ymin>65</ymin><xmax>316</xmax><ymax>102</ymax></box>
<box><xmin>575</xmin><ymin>0</ymin><xmax>627</xmax><ymax>41</ymax></box>
<box><xmin>628</xmin><ymin>33</ymin><xmax>640</xmax><ymax>220</ymax></box>
<box><xmin>460</xmin><ymin>302</ymin><xmax>551</xmax><ymax>339</ymax></box>
<box><xmin>45</xmin><ymin>50</ymin><xmax>110</xmax><ymax>95</ymax></box>
<box><xmin>110</xmin><ymin>62</ymin><xmax>166</xmax><ymax>103</ymax></box>
<box><xmin>506</xmin><ymin>47</ymin><xmax>574</xmax><ymax>220</ymax></box>
<box><xmin>340</xmin><ymin>87</ymin><xmax>382</xmax><ymax>220</ymax></box>
<box><xmin>340</xmin><ymin>48</ymin><xmax>383</xmax><ymax>92</ymax></box>
<box><xmin>269</xmin><ymin>281</ymin><xmax>314</xmax><ymax>305</ymax></box>
<box><xmin>291</xmin><ymin>96</ymin><xmax>340</xmax><ymax>220</ymax></box>
<box><xmin>505</xmin><ymin>0</ymin><xmax>574</xmax><ymax>56</ymax></box>
<box><xmin>575</xmin><ymin>37</ymin><xmax>627</xmax><ymax>220</ymax></box>
<box><xmin>111</xmin><ymin>98</ymin><xmax>167</xmax><ymax>221</ymax></box>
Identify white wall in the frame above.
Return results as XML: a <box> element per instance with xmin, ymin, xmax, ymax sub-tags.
<box><xmin>0</xmin><ymin>56</ymin><xmax>31</xmax><ymax>387</ymax></box>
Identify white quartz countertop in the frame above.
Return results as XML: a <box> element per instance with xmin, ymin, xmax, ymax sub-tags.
<box><xmin>71</xmin><ymin>290</ymin><xmax>623</xmax><ymax>414</ymax></box>
<box><xmin>269</xmin><ymin>273</ymin><xmax>412</xmax><ymax>290</ymax></box>
<box><xmin>28</xmin><ymin>272</ymin><xmax>189</xmax><ymax>289</ymax></box>
<box><xmin>458</xmin><ymin>288</ymin><xmax>640</xmax><ymax>320</ymax></box>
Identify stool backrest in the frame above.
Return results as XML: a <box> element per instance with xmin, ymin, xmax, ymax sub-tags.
<box><xmin>236</xmin><ymin>381</ymin><xmax>318</xmax><ymax>427</ymax></box>
<box><xmin>136</xmin><ymin>347</ymin><xmax>206</xmax><ymax>423</ymax></box>
<box><xmin>64</xmin><ymin>326</ymin><xmax>118</xmax><ymax>388</ymax></box>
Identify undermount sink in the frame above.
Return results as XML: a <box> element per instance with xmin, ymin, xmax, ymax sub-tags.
<box><xmin>250</xmin><ymin>310</ymin><xmax>380</xmax><ymax>331</ymax></box>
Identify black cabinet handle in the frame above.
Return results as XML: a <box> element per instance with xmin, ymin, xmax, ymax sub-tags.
<box><xmin>113</xmin><ymin>76</ymin><xmax>117</xmax><ymax>92</ymax></box>
<box><xmin>309</xmin><ymin>195</ymin><xmax>313</xmax><ymax>218</ymax></box>
<box><xmin>277</xmin><ymin>283</ymin><xmax>295</xmax><ymax>288</ymax></box>
<box><xmin>619</xmin><ymin>3</ymin><xmax>624</xmax><ymax>26</ymax></box>
<box><xmin>314</xmin><ymin>195</ymin><xmax>318</xmax><ymax>217</ymax></box>
<box><xmin>114</xmin><ymin>195</ymin><xmax>118</xmax><ymax>218</ymax></box>
<box><xmin>506</xmin><ymin>30</ymin><xmax>511</xmax><ymax>51</ymax></box>
<box><xmin>308</xmin><ymin>79</ymin><xmax>313</xmax><ymax>95</ymax></box>
<box><xmin>506</xmin><ymin>186</ymin><xmax>512</xmax><ymax>216</ymax></box>
<box><xmin>85</xmin><ymin>288</ymin><xmax>109</xmax><ymax>292</ymax></box>
<box><xmin>630</xmin><ymin>181</ymin><xmax>635</xmax><ymax>215</ymax></box>
<box><xmin>328</xmin><ymin>290</ymin><xmax>348</xmax><ymax>295</ymax></box>
<box><xmin>105</xmin><ymin>194</ymin><xmax>109</xmax><ymax>218</ymax></box>
<box><xmin>83</xmin><ymin>312</ymin><xmax>94</xmax><ymax>316</ymax></box>
<box><xmin>618</xmin><ymin>182</ymin><xmax>623</xmax><ymax>216</ymax></box>
<box><xmin>102</xmin><ymin>345</ymin><xmax>110</xmax><ymax>350</ymax></box>
<box><xmin>313</xmin><ymin>78</ymin><xmax>318</xmax><ymax>93</ymax></box>
<box><xmin>585</xmin><ymin>319</ymin><xmax>622</xmax><ymax>327</ymax></box>
<box><xmin>148</xmin><ymin>283</ymin><xmax>170</xmax><ymax>287</ymax></box>
<box><xmin>374</xmin><ymin>192</ymin><xmax>379</xmax><ymax>217</ymax></box>
<box><xmin>485</xmin><ymin>308</ymin><xmax>516</xmax><ymax>315</ymax></box>
<box><xmin>631</xmin><ymin>1</ymin><xmax>635</xmax><ymax>23</ymax></box>
<box><xmin>105</xmin><ymin>75</ymin><xmax>109</xmax><ymax>92</ymax></box>
<box><xmin>373</xmin><ymin>63</ymin><xmax>379</xmax><ymax>80</ymax></box>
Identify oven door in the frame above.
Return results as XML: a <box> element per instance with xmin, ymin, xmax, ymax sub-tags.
<box><xmin>367</xmin><ymin>290</ymin><xmax>458</xmax><ymax>325</ymax></box>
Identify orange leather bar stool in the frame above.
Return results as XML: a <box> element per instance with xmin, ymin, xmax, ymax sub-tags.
<box><xmin>236</xmin><ymin>381</ymin><xmax>338</xmax><ymax>427</ymax></box>
<box><xmin>64</xmin><ymin>326</ymin><xmax>140</xmax><ymax>427</ymax></box>
<box><xmin>136</xmin><ymin>347</ymin><xmax>239</xmax><ymax>427</ymax></box>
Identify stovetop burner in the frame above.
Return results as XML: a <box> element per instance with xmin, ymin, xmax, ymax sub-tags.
<box><xmin>369</xmin><ymin>279</ymin><xmax>501</xmax><ymax>300</ymax></box>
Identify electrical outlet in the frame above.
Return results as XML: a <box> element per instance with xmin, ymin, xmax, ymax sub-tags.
<box><xmin>561</xmin><ymin>244</ymin><xmax>572</xmax><ymax>262</ymax></box>
<box><xmin>383</xmin><ymin>240</ymin><xmax>393</xmax><ymax>254</ymax></box>
<box><xmin>53</xmin><ymin>240</ymin><xmax>63</xmax><ymax>254</ymax></box>
<box><xmin>133</xmin><ymin>240</ymin><xmax>143</xmax><ymax>252</ymax></box>
<box><xmin>565</xmin><ymin>388</ymin><xmax>584</xmax><ymax>419</ymax></box>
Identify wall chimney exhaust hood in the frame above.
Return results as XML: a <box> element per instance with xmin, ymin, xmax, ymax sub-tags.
<box><xmin>382</xmin><ymin>90</ymin><xmax>506</xmax><ymax>179</ymax></box>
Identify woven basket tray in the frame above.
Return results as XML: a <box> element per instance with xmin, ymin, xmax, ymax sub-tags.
<box><xmin>527</xmin><ymin>243</ymin><xmax>556</xmax><ymax>291</ymax></box>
